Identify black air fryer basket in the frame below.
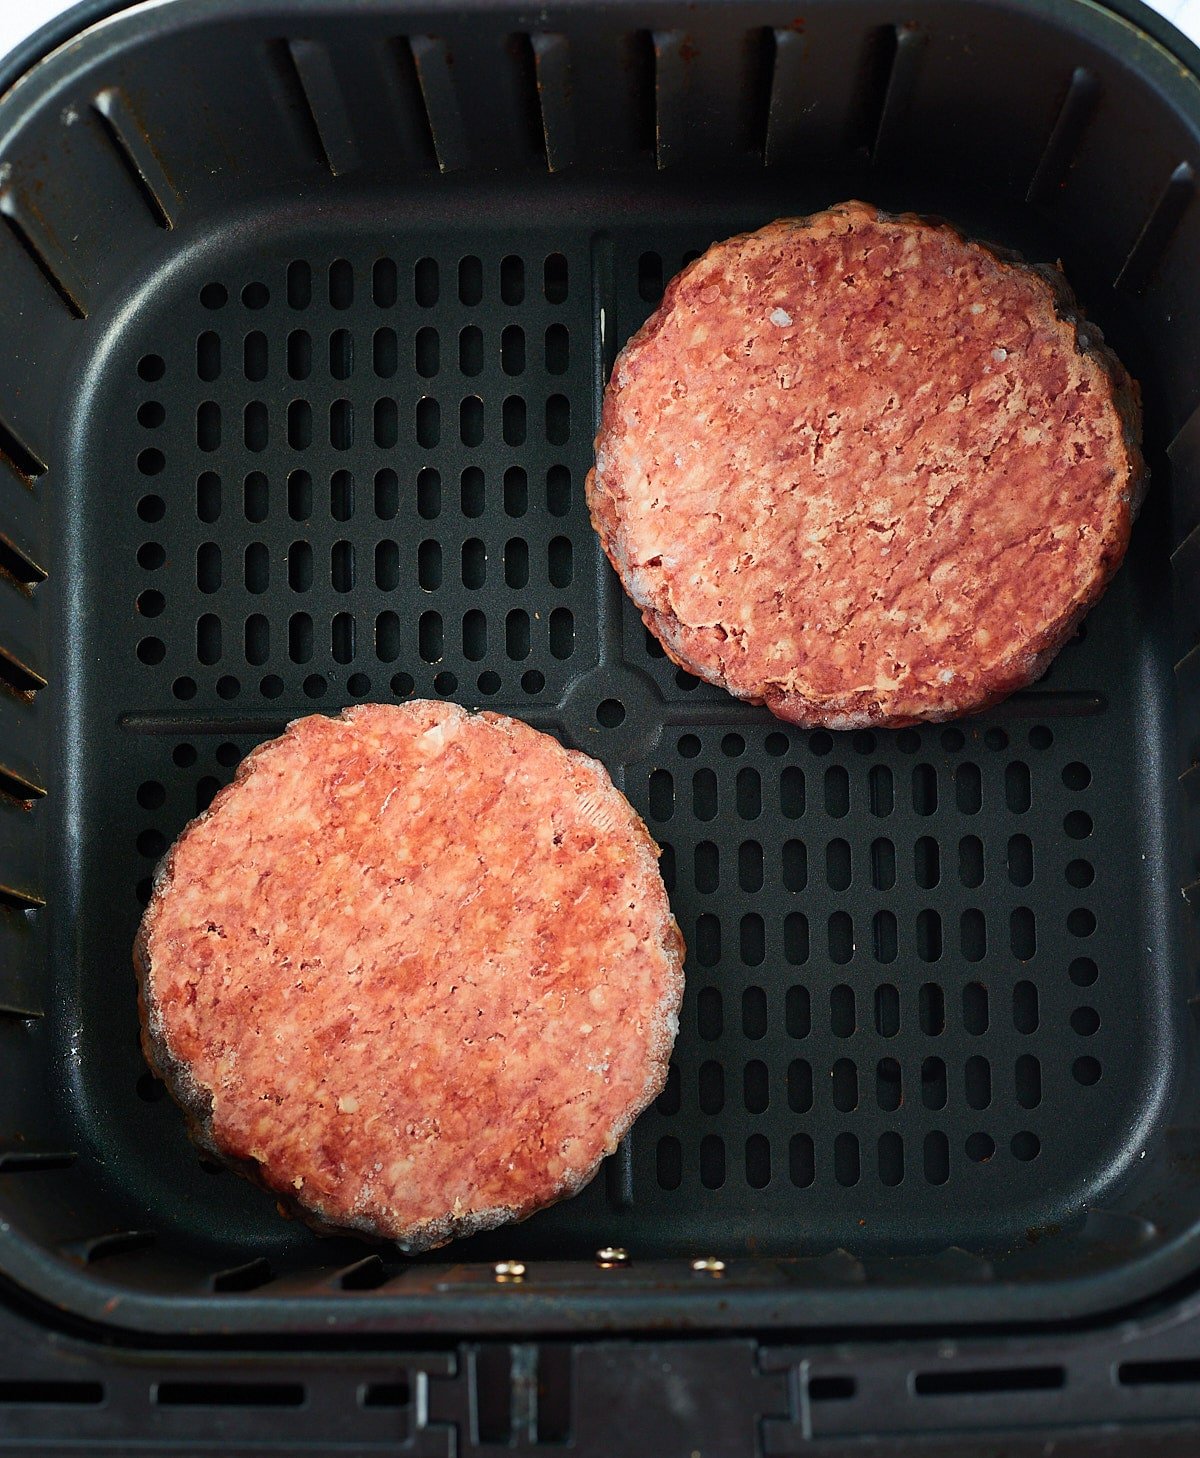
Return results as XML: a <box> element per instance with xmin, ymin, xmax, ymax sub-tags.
<box><xmin>6</xmin><ymin>0</ymin><xmax>1200</xmax><ymax>1446</ymax></box>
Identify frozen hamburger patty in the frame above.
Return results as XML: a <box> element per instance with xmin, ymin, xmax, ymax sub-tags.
<box><xmin>588</xmin><ymin>200</ymin><xmax>1145</xmax><ymax>727</ymax></box>
<box><xmin>135</xmin><ymin>702</ymin><xmax>684</xmax><ymax>1251</ymax></box>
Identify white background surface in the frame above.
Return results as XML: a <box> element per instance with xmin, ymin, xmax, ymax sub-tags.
<box><xmin>1</xmin><ymin>0</ymin><xmax>1199</xmax><ymax>69</ymax></box>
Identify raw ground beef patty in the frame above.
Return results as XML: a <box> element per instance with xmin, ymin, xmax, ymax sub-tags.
<box><xmin>135</xmin><ymin>702</ymin><xmax>684</xmax><ymax>1250</ymax></box>
<box><xmin>588</xmin><ymin>200</ymin><xmax>1145</xmax><ymax>727</ymax></box>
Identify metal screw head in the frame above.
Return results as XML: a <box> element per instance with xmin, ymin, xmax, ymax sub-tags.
<box><xmin>595</xmin><ymin>1246</ymin><xmax>629</xmax><ymax>1268</ymax></box>
<box><xmin>494</xmin><ymin>1260</ymin><xmax>526</xmax><ymax>1282</ymax></box>
<box><xmin>690</xmin><ymin>1256</ymin><xmax>726</xmax><ymax>1275</ymax></box>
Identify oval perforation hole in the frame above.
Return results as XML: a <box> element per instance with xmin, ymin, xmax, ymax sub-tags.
<box><xmin>832</xmin><ymin>1058</ymin><xmax>858</xmax><ymax>1113</ymax></box>
<box><xmin>197</xmin><ymin>331</ymin><xmax>220</xmax><ymax>381</ymax></box>
<box><xmin>959</xmin><ymin>834</ymin><xmax>984</xmax><ymax>888</ymax></box>
<box><xmin>783</xmin><ymin>839</ymin><xmax>807</xmax><ymax>892</ymax></box>
<box><xmin>697</xmin><ymin>985</ymin><xmax>722</xmax><ymax>1039</ymax></box>
<box><xmin>919</xmin><ymin>983</ymin><xmax>944</xmax><ymax>1036</ymax></box>
<box><xmin>739</xmin><ymin>843</ymin><xmax>764</xmax><ymax>895</ymax></box>
<box><xmin>834</xmin><ymin>1132</ymin><xmax>860</xmax><ymax>1187</ymax></box>
<box><xmin>962</xmin><ymin>980</ymin><xmax>988</xmax><ymax>1033</ymax></box>
<box><xmin>460</xmin><ymin>395</ymin><xmax>484</xmax><ymax>447</ymax></box>
<box><xmin>876</xmin><ymin>1056</ymin><xmax>901</xmax><ymax>1111</ymax></box>
<box><xmin>375</xmin><ymin>398</ymin><xmax>400</xmax><ymax>450</ymax></box>
<box><xmin>695</xmin><ymin>913</ymin><xmax>720</xmax><ymax>968</ymax></box>
<box><xmin>874</xmin><ymin>984</ymin><xmax>899</xmax><ymax>1037</ymax></box>
<box><xmin>784</xmin><ymin>913</ymin><xmax>809</xmax><ymax>967</ymax></box>
<box><xmin>376</xmin><ymin>612</ymin><xmax>401</xmax><ymax>664</ymax></box>
<box><xmin>1008</xmin><ymin>834</ymin><xmax>1033</xmax><ymax>886</ymax></box>
<box><xmin>1015</xmin><ymin>1054</ymin><xmax>1042</xmax><ymax>1109</ymax></box>
<box><xmin>459</xmin><ymin>255</ymin><xmax>483</xmax><ymax>306</ymax></box>
<box><xmin>787</xmin><ymin>1058</ymin><xmax>813</xmax><ymax>1112</ymax></box>
<box><xmin>780</xmin><ymin>766</ymin><xmax>804</xmax><ymax>818</ymax></box>
<box><xmin>648</xmin><ymin>769</ymin><xmax>673</xmax><ymax>822</ymax></box>
<box><xmin>657</xmin><ymin>1137</ymin><xmax>682</xmax><ymax>1190</ymax></box>
<box><xmin>415</xmin><ymin>326</ymin><xmax>438</xmax><ymax>378</ymax></box>
<box><xmin>197</xmin><ymin>472</ymin><xmax>221</xmax><ymax>523</ymax></box>
<box><xmin>374</xmin><ymin>327</ymin><xmax>398</xmax><ymax>378</ymax></box>
<box><xmin>824</xmin><ymin>765</ymin><xmax>849</xmax><ymax>817</ymax></box>
<box><xmin>965</xmin><ymin>1057</ymin><xmax>991</xmax><ymax>1111</ymax></box>
<box><xmin>462</xmin><ymin>609</ymin><xmax>487</xmax><ymax>661</ymax></box>
<box><xmin>415</xmin><ymin>257</ymin><xmax>438</xmax><ymax>306</ymax></box>
<box><xmin>546</xmin><ymin>323</ymin><xmax>569</xmax><ymax>373</ymax></box>
<box><xmin>1006</xmin><ymin>761</ymin><xmax>1032</xmax><ymax>813</ymax></box>
<box><xmin>743</xmin><ymin>1060</ymin><xmax>769</xmax><ymax>1115</ymax></box>
<box><xmin>828</xmin><ymin>912</ymin><xmax>853</xmax><ymax>965</ymax></box>
<box><xmin>547</xmin><ymin>464</ymin><xmax>570</xmax><ymax>515</ymax></box>
<box><xmin>1013</xmin><ymin>980</ymin><xmax>1039</xmax><ymax>1034</ymax></box>
<box><xmin>916</xmin><ymin>909</ymin><xmax>941</xmax><ymax>962</ymax></box>
<box><xmin>879</xmin><ymin>1132</ymin><xmax>904</xmax><ymax>1186</ymax></box>
<box><xmin>373</xmin><ymin>257</ymin><xmax>397</xmax><ymax>307</ymax></box>
<box><xmin>868</xmin><ymin>764</ymin><xmax>893</xmax><ymax>816</ymax></box>
<box><xmin>419</xmin><ymin>611</ymin><xmax>443</xmax><ymax>663</ymax></box>
<box><xmin>244</xmin><ymin>331</ymin><xmax>268</xmax><ymax>382</ymax></box>
<box><xmin>501</xmin><ymin>466</ymin><xmax>528</xmax><ymax>517</ymax></box>
<box><xmin>740</xmin><ymin>911</ymin><xmax>765</xmax><ymax>966</ymax></box>
<box><xmin>502</xmin><ymin>326</ymin><xmax>525</xmax><ymax>375</ymax></box>
<box><xmin>544</xmin><ymin>253</ymin><xmax>568</xmax><ymax>302</ymax></box>
<box><xmin>825</xmin><ymin>838</ymin><xmax>851</xmax><ymax>892</ymax></box>
<box><xmin>914</xmin><ymin>836</ymin><xmax>939</xmax><ymax>889</ymax></box>
<box><xmin>329</xmin><ymin>259</ymin><xmax>353</xmax><ymax>309</ymax></box>
<box><xmin>693</xmin><ymin>769</ymin><xmax>717</xmax><ymax>821</ymax></box>
<box><xmin>790</xmin><ymin>1133</ymin><xmax>814</xmax><ymax>1188</ymax></box>
<box><xmin>288</xmin><ymin>329</ymin><xmax>312</xmax><ymax>379</ymax></box>
<box><xmin>786</xmin><ymin>986</ymin><xmax>810</xmax><ymax>1038</ymax></box>
<box><xmin>923</xmin><ymin>1131</ymin><xmax>949</xmax><ymax>1185</ymax></box>
<box><xmin>697</xmin><ymin>1059</ymin><xmax>724</xmax><ymax>1116</ymax></box>
<box><xmin>955</xmin><ymin>762</ymin><xmax>981</xmax><ymax>813</ymax></box>
<box><xmin>871</xmin><ymin>837</ymin><xmax>895</xmax><ymax>891</ymax></box>
<box><xmin>872</xmin><ymin>909</ymin><xmax>897</xmax><ymax>965</ymax></box>
<box><xmin>830</xmin><ymin>983</ymin><xmax>855</xmax><ymax>1036</ymax></box>
<box><xmin>746</xmin><ymin>1134</ymin><xmax>771</xmax><ymax>1189</ymax></box>
<box><xmin>700</xmin><ymin>1134</ymin><xmax>725</xmax><ymax>1190</ymax></box>
<box><xmin>1010</xmin><ymin>907</ymin><xmax>1036</xmax><ymax>960</ymax></box>
<box><xmin>742</xmin><ymin>986</ymin><xmax>767</xmax><ymax>1039</ymax></box>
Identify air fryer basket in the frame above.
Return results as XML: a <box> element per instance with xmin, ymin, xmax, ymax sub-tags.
<box><xmin>1</xmin><ymin>0</ymin><xmax>1199</xmax><ymax>1337</ymax></box>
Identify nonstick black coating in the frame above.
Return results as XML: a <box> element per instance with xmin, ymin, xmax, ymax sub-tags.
<box><xmin>0</xmin><ymin>0</ymin><xmax>1198</xmax><ymax>1335</ymax></box>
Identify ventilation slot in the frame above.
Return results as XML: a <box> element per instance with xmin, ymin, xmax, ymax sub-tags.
<box><xmin>647</xmin><ymin>30</ymin><xmax>687</xmax><ymax>169</ymax></box>
<box><xmin>70</xmin><ymin>1229</ymin><xmax>155</xmax><ymax>1264</ymax></box>
<box><xmin>361</xmin><ymin>1379</ymin><xmax>412</xmax><ymax>1406</ymax></box>
<box><xmin>1026</xmin><ymin>67</ymin><xmax>1100</xmax><ymax>205</ymax></box>
<box><xmin>0</xmin><ymin>763</ymin><xmax>44</xmax><ymax>804</ymax></box>
<box><xmin>0</xmin><ymin>1150</ymin><xmax>75</xmax><ymax>1171</ymax></box>
<box><xmin>409</xmin><ymin>35</ymin><xmax>469</xmax><ymax>172</ymax></box>
<box><xmin>913</xmin><ymin>1366</ymin><xmax>1064</xmax><ymax>1396</ymax></box>
<box><xmin>335</xmin><ymin>1255</ymin><xmax>392</xmax><ymax>1290</ymax></box>
<box><xmin>529</xmin><ymin>33</ymin><xmax>576</xmax><ymax>172</ymax></box>
<box><xmin>1119</xmin><ymin>1360</ymin><xmax>1200</xmax><ymax>1386</ymax></box>
<box><xmin>155</xmin><ymin>1381</ymin><xmax>304</xmax><ymax>1408</ymax></box>
<box><xmin>0</xmin><ymin>188</ymin><xmax>88</xmax><ymax>317</ymax></box>
<box><xmin>870</xmin><ymin>24</ymin><xmax>927</xmax><ymax>167</ymax></box>
<box><xmin>210</xmin><ymin>1257</ymin><xmax>274</xmax><ymax>1293</ymax></box>
<box><xmin>282</xmin><ymin>39</ymin><xmax>360</xmax><ymax>175</ymax></box>
<box><xmin>0</xmin><ymin>1382</ymin><xmax>103</xmax><ymax>1405</ymax></box>
<box><xmin>0</xmin><ymin>412</ymin><xmax>46</xmax><ymax>484</ymax></box>
<box><xmin>0</xmin><ymin>645</ymin><xmax>45</xmax><ymax>698</ymax></box>
<box><xmin>0</xmin><ymin>532</ymin><xmax>46</xmax><ymax>587</ymax></box>
<box><xmin>763</xmin><ymin>27</ymin><xmax>808</xmax><ymax>167</ymax></box>
<box><xmin>1115</xmin><ymin>161</ymin><xmax>1196</xmax><ymax>294</ymax></box>
<box><xmin>92</xmin><ymin>87</ymin><xmax>178</xmax><ymax>227</ymax></box>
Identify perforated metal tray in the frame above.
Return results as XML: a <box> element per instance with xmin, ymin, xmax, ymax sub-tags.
<box><xmin>1</xmin><ymin>0</ymin><xmax>1200</xmax><ymax>1337</ymax></box>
